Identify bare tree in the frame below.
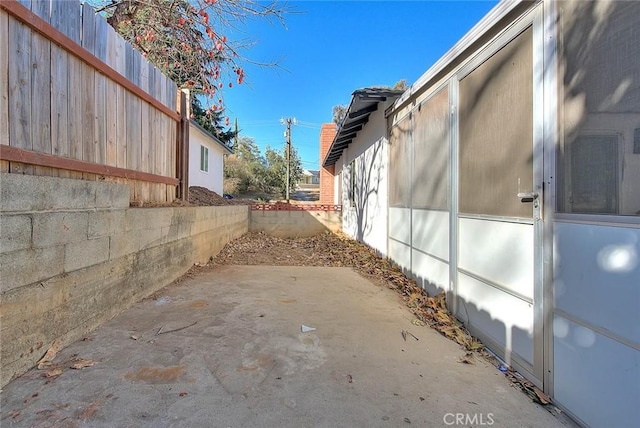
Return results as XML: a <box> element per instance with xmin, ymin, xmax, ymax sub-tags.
<box><xmin>332</xmin><ymin>104</ymin><xmax>348</xmax><ymax>125</ymax></box>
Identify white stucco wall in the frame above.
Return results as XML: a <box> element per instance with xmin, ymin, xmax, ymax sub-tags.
<box><xmin>189</xmin><ymin>123</ymin><xmax>228</xmax><ymax>195</ymax></box>
<box><xmin>335</xmin><ymin>106</ymin><xmax>389</xmax><ymax>256</ymax></box>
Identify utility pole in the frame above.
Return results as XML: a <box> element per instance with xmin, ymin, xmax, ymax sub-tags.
<box><xmin>233</xmin><ymin>118</ymin><xmax>239</xmax><ymax>152</ymax></box>
<box><xmin>281</xmin><ymin>117</ymin><xmax>296</xmax><ymax>203</ymax></box>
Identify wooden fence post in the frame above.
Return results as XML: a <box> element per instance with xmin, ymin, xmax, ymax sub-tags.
<box><xmin>176</xmin><ymin>89</ymin><xmax>189</xmax><ymax>201</ymax></box>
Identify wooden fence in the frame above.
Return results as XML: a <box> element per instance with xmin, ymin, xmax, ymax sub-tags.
<box><xmin>0</xmin><ymin>0</ymin><xmax>187</xmax><ymax>203</ymax></box>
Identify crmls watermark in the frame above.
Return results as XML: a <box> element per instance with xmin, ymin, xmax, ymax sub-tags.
<box><xmin>443</xmin><ymin>413</ymin><xmax>495</xmax><ymax>426</ymax></box>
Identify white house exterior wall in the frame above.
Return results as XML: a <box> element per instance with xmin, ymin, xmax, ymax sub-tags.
<box><xmin>189</xmin><ymin>124</ymin><xmax>227</xmax><ymax>195</ymax></box>
<box><xmin>337</xmin><ymin>106</ymin><xmax>389</xmax><ymax>256</ymax></box>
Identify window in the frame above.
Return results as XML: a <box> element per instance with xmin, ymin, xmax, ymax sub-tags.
<box><xmin>200</xmin><ymin>145</ymin><xmax>209</xmax><ymax>172</ymax></box>
<box><xmin>349</xmin><ymin>160</ymin><xmax>356</xmax><ymax>205</ymax></box>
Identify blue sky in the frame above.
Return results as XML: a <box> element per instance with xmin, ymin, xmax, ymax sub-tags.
<box><xmin>222</xmin><ymin>0</ymin><xmax>499</xmax><ymax>171</ymax></box>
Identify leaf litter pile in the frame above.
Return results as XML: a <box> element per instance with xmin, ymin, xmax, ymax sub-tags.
<box><xmin>209</xmin><ymin>231</ymin><xmax>551</xmax><ymax>406</ymax></box>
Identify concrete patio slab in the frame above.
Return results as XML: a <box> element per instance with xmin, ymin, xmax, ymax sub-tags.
<box><xmin>0</xmin><ymin>266</ymin><xmax>573</xmax><ymax>427</ymax></box>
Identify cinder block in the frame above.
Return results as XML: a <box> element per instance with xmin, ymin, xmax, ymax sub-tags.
<box><xmin>109</xmin><ymin>232</ymin><xmax>138</xmax><ymax>260</ymax></box>
<box><xmin>0</xmin><ymin>215</ymin><xmax>32</xmax><ymax>253</ymax></box>
<box><xmin>145</xmin><ymin>208</ymin><xmax>173</xmax><ymax>229</ymax></box>
<box><xmin>32</xmin><ymin>211</ymin><xmax>88</xmax><ymax>248</ymax></box>
<box><xmin>124</xmin><ymin>208</ymin><xmax>172</xmax><ymax>232</ymax></box>
<box><xmin>87</xmin><ymin>210</ymin><xmax>126</xmax><ymax>239</ymax></box>
<box><xmin>64</xmin><ymin>237</ymin><xmax>110</xmax><ymax>272</ymax></box>
<box><xmin>138</xmin><ymin>227</ymin><xmax>164</xmax><ymax>251</ymax></box>
<box><xmin>162</xmin><ymin>222</ymin><xmax>192</xmax><ymax>243</ymax></box>
<box><xmin>170</xmin><ymin>207</ymin><xmax>196</xmax><ymax>225</ymax></box>
<box><xmin>93</xmin><ymin>180</ymin><xmax>130</xmax><ymax>209</ymax></box>
<box><xmin>0</xmin><ymin>173</ymin><xmax>129</xmax><ymax>212</ymax></box>
<box><xmin>0</xmin><ymin>246</ymin><xmax>64</xmax><ymax>293</ymax></box>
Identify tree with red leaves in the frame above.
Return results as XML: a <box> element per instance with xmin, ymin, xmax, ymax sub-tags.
<box><xmin>97</xmin><ymin>0</ymin><xmax>288</xmax><ymax>118</ymax></box>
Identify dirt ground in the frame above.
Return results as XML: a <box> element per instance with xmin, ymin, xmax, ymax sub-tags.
<box><xmin>188</xmin><ymin>186</ymin><xmax>253</xmax><ymax>206</ymax></box>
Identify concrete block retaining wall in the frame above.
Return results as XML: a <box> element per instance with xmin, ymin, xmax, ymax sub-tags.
<box><xmin>249</xmin><ymin>209</ymin><xmax>341</xmax><ymax>238</ymax></box>
<box><xmin>0</xmin><ymin>173</ymin><xmax>248</xmax><ymax>387</ymax></box>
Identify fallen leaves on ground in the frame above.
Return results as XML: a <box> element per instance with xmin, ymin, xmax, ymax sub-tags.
<box><xmin>214</xmin><ymin>231</ymin><xmax>482</xmax><ymax>352</ymax></box>
<box><xmin>505</xmin><ymin>369</ymin><xmax>552</xmax><ymax>405</ymax></box>
<box><xmin>205</xmin><ymin>231</ymin><xmax>549</xmax><ymax>406</ymax></box>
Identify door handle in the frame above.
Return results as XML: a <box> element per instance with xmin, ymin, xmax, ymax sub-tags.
<box><xmin>517</xmin><ymin>192</ymin><xmax>539</xmax><ymax>203</ymax></box>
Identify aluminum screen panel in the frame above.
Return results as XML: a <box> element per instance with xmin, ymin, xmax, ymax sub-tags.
<box><xmin>412</xmin><ymin>88</ymin><xmax>450</xmax><ymax>210</ymax></box>
<box><xmin>389</xmin><ymin>116</ymin><xmax>412</xmax><ymax>207</ymax></box>
<box><xmin>459</xmin><ymin>27</ymin><xmax>534</xmax><ymax>219</ymax></box>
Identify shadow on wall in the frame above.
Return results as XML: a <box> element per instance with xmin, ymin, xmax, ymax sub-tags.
<box><xmin>552</xmin><ymin>3</ymin><xmax>640</xmax><ymax>426</ymax></box>
<box><xmin>351</xmin><ymin>140</ymin><xmax>384</xmax><ymax>243</ymax></box>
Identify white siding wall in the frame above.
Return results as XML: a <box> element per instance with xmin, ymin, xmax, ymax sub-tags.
<box><xmin>336</xmin><ymin>107</ymin><xmax>389</xmax><ymax>256</ymax></box>
<box><xmin>189</xmin><ymin>123</ymin><xmax>227</xmax><ymax>195</ymax></box>
<box><xmin>553</xmin><ymin>221</ymin><xmax>640</xmax><ymax>427</ymax></box>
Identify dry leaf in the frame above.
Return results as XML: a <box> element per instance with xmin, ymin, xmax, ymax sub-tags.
<box><xmin>457</xmin><ymin>352</ymin><xmax>475</xmax><ymax>365</ymax></box>
<box><xmin>70</xmin><ymin>358</ymin><xmax>95</xmax><ymax>370</ymax></box>
<box><xmin>533</xmin><ymin>386</ymin><xmax>552</xmax><ymax>405</ymax></box>
<box><xmin>43</xmin><ymin>367</ymin><xmax>64</xmax><ymax>378</ymax></box>
<box><xmin>36</xmin><ymin>339</ymin><xmax>61</xmax><ymax>369</ymax></box>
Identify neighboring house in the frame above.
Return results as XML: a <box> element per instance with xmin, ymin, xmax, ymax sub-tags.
<box><xmin>309</xmin><ymin>170</ymin><xmax>320</xmax><ymax>185</ymax></box>
<box><xmin>321</xmin><ymin>1</ymin><xmax>640</xmax><ymax>427</ymax></box>
<box><xmin>300</xmin><ymin>169</ymin><xmax>320</xmax><ymax>185</ymax></box>
<box><xmin>189</xmin><ymin>120</ymin><xmax>232</xmax><ymax>195</ymax></box>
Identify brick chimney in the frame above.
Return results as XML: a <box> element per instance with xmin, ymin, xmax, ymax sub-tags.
<box><xmin>319</xmin><ymin>123</ymin><xmax>337</xmax><ymax>205</ymax></box>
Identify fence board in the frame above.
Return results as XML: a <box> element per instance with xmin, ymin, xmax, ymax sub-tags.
<box><xmin>31</xmin><ymin>30</ymin><xmax>51</xmax><ymax>155</ymax></box>
<box><xmin>51</xmin><ymin>43</ymin><xmax>68</xmax><ymax>157</ymax></box>
<box><xmin>17</xmin><ymin>1</ymin><xmax>32</xmax><ymax>12</ymax></box>
<box><xmin>81</xmin><ymin>2</ymin><xmax>95</xmax><ymax>52</ymax></box>
<box><xmin>149</xmin><ymin>104</ymin><xmax>157</xmax><ymax>176</ymax></box>
<box><xmin>140</xmin><ymin>58</ymin><xmax>150</xmax><ymax>174</ymax></box>
<box><xmin>30</xmin><ymin>1</ymin><xmax>52</xmax><ymax>177</ymax></box>
<box><xmin>50</xmin><ymin>0</ymin><xmax>69</xmax><ymax>157</ymax></box>
<box><xmin>166</xmin><ymin>183</ymin><xmax>174</xmax><ymax>202</ymax></box>
<box><xmin>8</xmin><ymin>15</ymin><xmax>32</xmax><ymax>177</ymax></box>
<box><xmin>81</xmin><ymin>62</ymin><xmax>95</xmax><ymax>162</ymax></box>
<box><xmin>0</xmin><ymin>9</ymin><xmax>8</xmax><ymax>146</ymax></box>
<box><xmin>141</xmin><ymin>102</ymin><xmax>150</xmax><ymax>173</ymax></box>
<box><xmin>30</xmin><ymin>0</ymin><xmax>49</xmax><ymax>21</ymax></box>
<box><xmin>113</xmin><ymin>35</ymin><xmax>127</xmax><ymax>168</ymax></box>
<box><xmin>68</xmin><ymin>55</ymin><xmax>83</xmax><ymax>160</ymax></box>
<box><xmin>81</xmin><ymin>3</ymin><xmax>96</xmax><ymax>163</ymax></box>
<box><xmin>94</xmin><ymin>16</ymin><xmax>108</xmax><ymax>165</ymax></box>
<box><xmin>155</xmin><ymin>68</ymin><xmax>164</xmax><ymax>176</ymax></box>
<box><xmin>170</xmin><ymin>118</ymin><xmax>176</xmax><ymax>179</ymax></box>
<box><xmin>147</xmin><ymin>64</ymin><xmax>157</xmax><ymax>175</ymax></box>
<box><xmin>57</xmin><ymin>0</ymin><xmax>81</xmax><ymax>44</ymax></box>
<box><xmin>105</xmin><ymin>25</ymin><xmax>118</xmax><ymax>167</ymax></box>
<box><xmin>125</xmin><ymin>43</ymin><xmax>141</xmax><ymax>171</ymax></box>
